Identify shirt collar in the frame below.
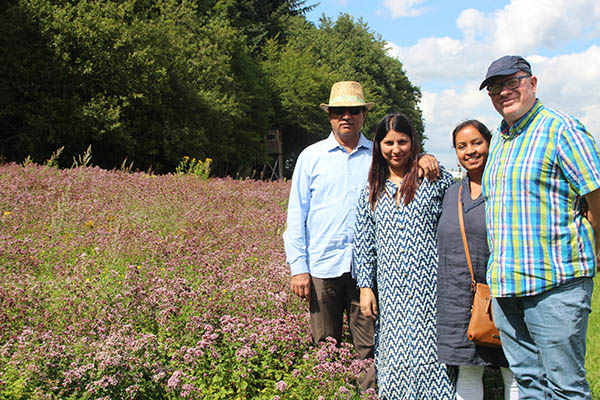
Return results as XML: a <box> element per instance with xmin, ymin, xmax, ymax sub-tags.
<box><xmin>325</xmin><ymin>132</ymin><xmax>373</xmax><ymax>153</ymax></box>
<box><xmin>499</xmin><ymin>99</ymin><xmax>543</xmax><ymax>139</ymax></box>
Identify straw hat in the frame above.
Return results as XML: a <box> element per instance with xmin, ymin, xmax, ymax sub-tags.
<box><xmin>319</xmin><ymin>81</ymin><xmax>374</xmax><ymax>112</ymax></box>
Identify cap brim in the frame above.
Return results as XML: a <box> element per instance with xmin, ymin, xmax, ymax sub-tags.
<box><xmin>479</xmin><ymin>68</ymin><xmax>521</xmax><ymax>90</ymax></box>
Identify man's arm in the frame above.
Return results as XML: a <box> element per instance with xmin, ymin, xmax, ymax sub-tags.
<box><xmin>584</xmin><ymin>188</ymin><xmax>600</xmax><ymax>255</ymax></box>
<box><xmin>283</xmin><ymin>153</ymin><xmax>312</xmax><ymax>301</ymax></box>
<box><xmin>418</xmin><ymin>153</ymin><xmax>440</xmax><ymax>181</ymax></box>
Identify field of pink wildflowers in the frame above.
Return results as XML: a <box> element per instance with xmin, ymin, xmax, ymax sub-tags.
<box><xmin>0</xmin><ymin>163</ymin><xmax>375</xmax><ymax>399</ymax></box>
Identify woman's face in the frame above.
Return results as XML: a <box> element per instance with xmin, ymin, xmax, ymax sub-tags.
<box><xmin>455</xmin><ymin>125</ymin><xmax>489</xmax><ymax>174</ymax></box>
<box><xmin>381</xmin><ymin>129</ymin><xmax>412</xmax><ymax>172</ymax></box>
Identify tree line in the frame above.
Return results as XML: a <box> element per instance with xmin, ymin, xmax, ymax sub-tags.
<box><xmin>0</xmin><ymin>0</ymin><xmax>423</xmax><ymax>176</ymax></box>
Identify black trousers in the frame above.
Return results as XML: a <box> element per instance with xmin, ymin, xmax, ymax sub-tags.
<box><xmin>309</xmin><ymin>272</ymin><xmax>376</xmax><ymax>389</ymax></box>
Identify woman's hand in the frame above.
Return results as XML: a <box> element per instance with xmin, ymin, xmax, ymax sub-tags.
<box><xmin>360</xmin><ymin>287</ymin><xmax>378</xmax><ymax>319</ymax></box>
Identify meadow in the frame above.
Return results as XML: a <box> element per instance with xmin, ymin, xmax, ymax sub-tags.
<box><xmin>0</xmin><ymin>163</ymin><xmax>597</xmax><ymax>399</ymax></box>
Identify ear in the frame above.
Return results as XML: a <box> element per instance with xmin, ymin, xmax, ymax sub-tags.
<box><xmin>530</xmin><ymin>75</ymin><xmax>538</xmax><ymax>94</ymax></box>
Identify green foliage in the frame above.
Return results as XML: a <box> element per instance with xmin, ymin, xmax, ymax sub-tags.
<box><xmin>314</xmin><ymin>14</ymin><xmax>424</xmax><ymax>139</ymax></box>
<box><xmin>1</xmin><ymin>1</ymin><xmax>423</xmax><ymax>177</ymax></box>
<box><xmin>261</xmin><ymin>14</ymin><xmax>425</xmax><ymax>174</ymax></box>
<box><xmin>0</xmin><ymin>0</ymin><xmax>272</xmax><ymax>174</ymax></box>
<box><xmin>175</xmin><ymin>156</ymin><xmax>212</xmax><ymax>179</ymax></box>
<box><xmin>210</xmin><ymin>0</ymin><xmax>314</xmax><ymax>52</ymax></box>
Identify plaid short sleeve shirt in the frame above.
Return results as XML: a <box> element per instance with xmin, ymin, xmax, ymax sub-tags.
<box><xmin>482</xmin><ymin>100</ymin><xmax>600</xmax><ymax>297</ymax></box>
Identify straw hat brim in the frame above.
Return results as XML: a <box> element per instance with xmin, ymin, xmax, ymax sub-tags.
<box><xmin>319</xmin><ymin>102</ymin><xmax>374</xmax><ymax>112</ymax></box>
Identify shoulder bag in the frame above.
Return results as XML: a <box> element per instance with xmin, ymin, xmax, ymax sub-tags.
<box><xmin>458</xmin><ymin>185</ymin><xmax>501</xmax><ymax>348</ymax></box>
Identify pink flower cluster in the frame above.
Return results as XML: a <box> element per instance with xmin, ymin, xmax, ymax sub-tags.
<box><xmin>0</xmin><ymin>163</ymin><xmax>373</xmax><ymax>398</ymax></box>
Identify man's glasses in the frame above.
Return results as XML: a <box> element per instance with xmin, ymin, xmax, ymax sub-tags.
<box><xmin>487</xmin><ymin>75</ymin><xmax>531</xmax><ymax>95</ymax></box>
<box><xmin>329</xmin><ymin>107</ymin><xmax>365</xmax><ymax>116</ymax></box>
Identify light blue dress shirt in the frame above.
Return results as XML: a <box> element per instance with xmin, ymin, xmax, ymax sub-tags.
<box><xmin>283</xmin><ymin>132</ymin><xmax>373</xmax><ymax>279</ymax></box>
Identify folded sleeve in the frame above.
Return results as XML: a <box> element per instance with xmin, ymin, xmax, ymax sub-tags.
<box><xmin>557</xmin><ymin>120</ymin><xmax>600</xmax><ymax>196</ymax></box>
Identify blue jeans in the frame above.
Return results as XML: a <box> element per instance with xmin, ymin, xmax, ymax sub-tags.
<box><xmin>492</xmin><ymin>277</ymin><xmax>593</xmax><ymax>400</ymax></box>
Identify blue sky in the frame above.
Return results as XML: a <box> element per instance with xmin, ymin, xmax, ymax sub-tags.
<box><xmin>305</xmin><ymin>0</ymin><xmax>600</xmax><ymax>169</ymax></box>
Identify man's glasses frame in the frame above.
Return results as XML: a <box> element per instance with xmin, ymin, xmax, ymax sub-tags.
<box><xmin>329</xmin><ymin>106</ymin><xmax>365</xmax><ymax>116</ymax></box>
<box><xmin>487</xmin><ymin>75</ymin><xmax>531</xmax><ymax>96</ymax></box>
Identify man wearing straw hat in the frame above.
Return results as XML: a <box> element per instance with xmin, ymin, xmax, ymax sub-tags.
<box><xmin>283</xmin><ymin>81</ymin><xmax>439</xmax><ymax>389</ymax></box>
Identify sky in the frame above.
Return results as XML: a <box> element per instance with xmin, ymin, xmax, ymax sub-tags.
<box><xmin>305</xmin><ymin>0</ymin><xmax>600</xmax><ymax>169</ymax></box>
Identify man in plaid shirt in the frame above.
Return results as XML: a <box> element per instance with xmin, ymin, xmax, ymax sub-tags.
<box><xmin>480</xmin><ymin>55</ymin><xmax>600</xmax><ymax>399</ymax></box>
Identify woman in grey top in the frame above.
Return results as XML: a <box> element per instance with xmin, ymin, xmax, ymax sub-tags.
<box><xmin>436</xmin><ymin>120</ymin><xmax>518</xmax><ymax>400</ymax></box>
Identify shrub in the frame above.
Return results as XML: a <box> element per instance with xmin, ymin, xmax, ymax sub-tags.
<box><xmin>175</xmin><ymin>156</ymin><xmax>212</xmax><ymax>179</ymax></box>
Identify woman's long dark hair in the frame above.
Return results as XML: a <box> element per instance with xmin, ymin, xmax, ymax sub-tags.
<box><xmin>368</xmin><ymin>113</ymin><xmax>421</xmax><ymax>210</ymax></box>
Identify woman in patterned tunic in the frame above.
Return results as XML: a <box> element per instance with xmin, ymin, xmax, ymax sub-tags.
<box><xmin>436</xmin><ymin>120</ymin><xmax>518</xmax><ymax>400</ymax></box>
<box><xmin>353</xmin><ymin>113</ymin><xmax>455</xmax><ymax>399</ymax></box>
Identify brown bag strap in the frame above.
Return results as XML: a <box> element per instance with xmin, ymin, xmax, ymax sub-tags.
<box><xmin>458</xmin><ymin>185</ymin><xmax>477</xmax><ymax>291</ymax></box>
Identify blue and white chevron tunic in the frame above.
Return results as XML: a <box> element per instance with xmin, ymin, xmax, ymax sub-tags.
<box><xmin>353</xmin><ymin>169</ymin><xmax>455</xmax><ymax>399</ymax></box>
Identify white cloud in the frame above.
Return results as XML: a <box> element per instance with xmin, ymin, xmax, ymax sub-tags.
<box><xmin>386</xmin><ymin>38</ymin><xmax>492</xmax><ymax>84</ymax></box>
<box><xmin>533</xmin><ymin>46</ymin><xmax>600</xmax><ymax>145</ymax></box>
<box><xmin>492</xmin><ymin>0</ymin><xmax>599</xmax><ymax>53</ymax></box>
<box><xmin>456</xmin><ymin>9</ymin><xmax>489</xmax><ymax>42</ymax></box>
<box><xmin>419</xmin><ymin>47</ymin><xmax>600</xmax><ymax>166</ymax></box>
<box><xmin>385</xmin><ymin>0</ymin><xmax>600</xmax><ymax>166</ymax></box>
<box><xmin>388</xmin><ymin>0</ymin><xmax>600</xmax><ymax>84</ymax></box>
<box><xmin>453</xmin><ymin>0</ymin><xmax>600</xmax><ymax>54</ymax></box>
<box><xmin>381</xmin><ymin>0</ymin><xmax>429</xmax><ymax>17</ymax></box>
<box><xmin>420</xmin><ymin>84</ymin><xmax>496</xmax><ymax>167</ymax></box>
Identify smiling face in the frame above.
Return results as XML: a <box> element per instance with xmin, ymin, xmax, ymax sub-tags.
<box><xmin>455</xmin><ymin>124</ymin><xmax>489</xmax><ymax>176</ymax></box>
<box><xmin>380</xmin><ymin>129</ymin><xmax>412</xmax><ymax>176</ymax></box>
<box><xmin>488</xmin><ymin>72</ymin><xmax>537</xmax><ymax>126</ymax></box>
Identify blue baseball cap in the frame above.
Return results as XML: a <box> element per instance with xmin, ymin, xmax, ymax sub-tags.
<box><xmin>479</xmin><ymin>55</ymin><xmax>532</xmax><ymax>90</ymax></box>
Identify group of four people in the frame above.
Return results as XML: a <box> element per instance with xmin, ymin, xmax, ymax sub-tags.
<box><xmin>283</xmin><ymin>55</ymin><xmax>600</xmax><ymax>399</ymax></box>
